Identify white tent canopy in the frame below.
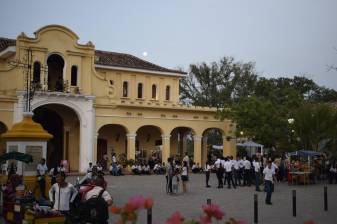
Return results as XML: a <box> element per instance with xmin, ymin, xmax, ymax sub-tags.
<box><xmin>212</xmin><ymin>140</ymin><xmax>264</xmax><ymax>156</ymax></box>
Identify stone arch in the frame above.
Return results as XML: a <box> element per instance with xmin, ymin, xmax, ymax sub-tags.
<box><xmin>32</xmin><ymin>103</ymin><xmax>81</xmax><ymax>171</ymax></box>
<box><xmin>97</xmin><ymin>124</ymin><xmax>129</xmax><ymax>170</ymax></box>
<box><xmin>47</xmin><ymin>53</ymin><xmax>65</xmax><ymax>91</ymax></box>
<box><xmin>0</xmin><ymin>121</ymin><xmax>8</xmax><ymax>155</ymax></box>
<box><xmin>169</xmin><ymin>126</ymin><xmax>196</xmax><ymax>160</ymax></box>
<box><xmin>201</xmin><ymin>128</ymin><xmax>225</xmax><ymax>165</ymax></box>
<box><xmin>135</xmin><ymin>125</ymin><xmax>163</xmax><ymax>160</ymax></box>
<box><xmin>32</xmin><ymin>100</ymin><xmax>84</xmax><ymax>126</ymax></box>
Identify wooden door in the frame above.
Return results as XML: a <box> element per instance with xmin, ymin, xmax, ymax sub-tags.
<box><xmin>97</xmin><ymin>139</ymin><xmax>107</xmax><ymax>170</ymax></box>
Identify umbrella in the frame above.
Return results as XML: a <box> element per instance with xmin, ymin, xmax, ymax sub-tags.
<box><xmin>0</xmin><ymin>151</ymin><xmax>33</xmax><ymax>164</ymax></box>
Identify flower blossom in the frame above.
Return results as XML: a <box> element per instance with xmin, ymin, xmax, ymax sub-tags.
<box><xmin>166</xmin><ymin>211</ymin><xmax>184</xmax><ymax>224</ymax></box>
<box><xmin>202</xmin><ymin>204</ymin><xmax>225</xmax><ymax>220</ymax></box>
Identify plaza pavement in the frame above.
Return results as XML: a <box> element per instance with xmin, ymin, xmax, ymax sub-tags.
<box><xmin>67</xmin><ymin>174</ymin><xmax>337</xmax><ymax>224</ymax></box>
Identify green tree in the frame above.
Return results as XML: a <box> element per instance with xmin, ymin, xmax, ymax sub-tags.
<box><xmin>293</xmin><ymin>103</ymin><xmax>337</xmax><ymax>152</ymax></box>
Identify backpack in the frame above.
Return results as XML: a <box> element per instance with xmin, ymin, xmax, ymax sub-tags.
<box><xmin>80</xmin><ymin>189</ymin><xmax>109</xmax><ymax>223</ymax></box>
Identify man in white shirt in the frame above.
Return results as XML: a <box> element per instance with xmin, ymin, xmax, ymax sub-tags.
<box><xmin>224</xmin><ymin>157</ymin><xmax>236</xmax><ymax>189</ymax></box>
<box><xmin>214</xmin><ymin>156</ymin><xmax>223</xmax><ymax>188</ymax></box>
<box><xmin>263</xmin><ymin>161</ymin><xmax>275</xmax><ymax>205</ymax></box>
<box><xmin>49</xmin><ymin>172</ymin><xmax>78</xmax><ymax>213</ymax></box>
<box><xmin>243</xmin><ymin>157</ymin><xmax>251</xmax><ymax>186</ymax></box>
<box><xmin>37</xmin><ymin>158</ymin><xmax>48</xmax><ymax>198</ymax></box>
<box><xmin>253</xmin><ymin>157</ymin><xmax>261</xmax><ymax>191</ymax></box>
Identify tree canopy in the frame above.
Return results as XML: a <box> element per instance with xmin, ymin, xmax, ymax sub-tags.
<box><xmin>180</xmin><ymin>56</ymin><xmax>337</xmax><ymax>155</ymax></box>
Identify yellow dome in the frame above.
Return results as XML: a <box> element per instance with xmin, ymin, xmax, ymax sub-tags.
<box><xmin>1</xmin><ymin>113</ymin><xmax>53</xmax><ymax>141</ymax></box>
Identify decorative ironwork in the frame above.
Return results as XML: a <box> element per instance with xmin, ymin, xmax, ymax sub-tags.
<box><xmin>8</xmin><ymin>48</ymin><xmax>47</xmax><ymax>112</ymax></box>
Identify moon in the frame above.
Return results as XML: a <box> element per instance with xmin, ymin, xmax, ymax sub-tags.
<box><xmin>142</xmin><ymin>51</ymin><xmax>148</xmax><ymax>57</ymax></box>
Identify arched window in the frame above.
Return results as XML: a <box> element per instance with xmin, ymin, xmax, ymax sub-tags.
<box><xmin>152</xmin><ymin>84</ymin><xmax>157</xmax><ymax>99</ymax></box>
<box><xmin>71</xmin><ymin>66</ymin><xmax>78</xmax><ymax>86</ymax></box>
<box><xmin>122</xmin><ymin>81</ymin><xmax>128</xmax><ymax>97</ymax></box>
<box><xmin>165</xmin><ymin>85</ymin><xmax>170</xmax><ymax>101</ymax></box>
<box><xmin>137</xmin><ymin>83</ymin><xmax>143</xmax><ymax>99</ymax></box>
<box><xmin>33</xmin><ymin>61</ymin><xmax>41</xmax><ymax>83</ymax></box>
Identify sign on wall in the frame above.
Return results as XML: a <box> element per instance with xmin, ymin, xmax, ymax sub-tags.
<box><xmin>25</xmin><ymin>145</ymin><xmax>42</xmax><ymax>172</ymax></box>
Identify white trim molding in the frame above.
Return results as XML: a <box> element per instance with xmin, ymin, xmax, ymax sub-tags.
<box><xmin>95</xmin><ymin>64</ymin><xmax>186</xmax><ymax>77</ymax></box>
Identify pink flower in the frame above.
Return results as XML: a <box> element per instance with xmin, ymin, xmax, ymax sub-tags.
<box><xmin>144</xmin><ymin>198</ymin><xmax>154</xmax><ymax>209</ymax></box>
<box><xmin>128</xmin><ymin>195</ymin><xmax>146</xmax><ymax>210</ymax></box>
<box><xmin>110</xmin><ymin>206</ymin><xmax>121</xmax><ymax>214</ymax></box>
<box><xmin>202</xmin><ymin>204</ymin><xmax>225</xmax><ymax>220</ymax></box>
<box><xmin>304</xmin><ymin>221</ymin><xmax>315</xmax><ymax>224</ymax></box>
<box><xmin>166</xmin><ymin>211</ymin><xmax>184</xmax><ymax>224</ymax></box>
<box><xmin>199</xmin><ymin>215</ymin><xmax>212</xmax><ymax>224</ymax></box>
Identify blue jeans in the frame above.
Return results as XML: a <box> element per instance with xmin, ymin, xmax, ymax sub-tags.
<box><xmin>265</xmin><ymin>180</ymin><xmax>272</xmax><ymax>203</ymax></box>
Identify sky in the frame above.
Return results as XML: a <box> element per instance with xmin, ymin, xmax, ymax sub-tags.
<box><xmin>1</xmin><ymin>0</ymin><xmax>337</xmax><ymax>90</ymax></box>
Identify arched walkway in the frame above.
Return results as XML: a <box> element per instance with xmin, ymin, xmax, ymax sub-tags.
<box><xmin>0</xmin><ymin>121</ymin><xmax>7</xmax><ymax>155</ymax></box>
<box><xmin>202</xmin><ymin>128</ymin><xmax>224</xmax><ymax>164</ymax></box>
<box><xmin>33</xmin><ymin>104</ymin><xmax>80</xmax><ymax>171</ymax></box>
<box><xmin>136</xmin><ymin>125</ymin><xmax>163</xmax><ymax>161</ymax></box>
<box><xmin>97</xmin><ymin>124</ymin><xmax>128</xmax><ymax>170</ymax></box>
<box><xmin>169</xmin><ymin>127</ymin><xmax>195</xmax><ymax>161</ymax></box>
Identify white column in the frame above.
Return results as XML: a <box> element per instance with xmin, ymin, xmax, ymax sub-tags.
<box><xmin>14</xmin><ymin>91</ymin><xmax>25</xmax><ymax>123</ymax></box>
<box><xmin>79</xmin><ymin>96</ymin><xmax>95</xmax><ymax>172</ymax></box>
<box><xmin>161</xmin><ymin>135</ymin><xmax>171</xmax><ymax>163</ymax></box>
<box><xmin>126</xmin><ymin>133</ymin><xmax>137</xmax><ymax>160</ymax></box>
<box><xmin>193</xmin><ymin>135</ymin><xmax>202</xmax><ymax>165</ymax></box>
<box><xmin>202</xmin><ymin>136</ymin><xmax>208</xmax><ymax>166</ymax></box>
<box><xmin>93</xmin><ymin>132</ymin><xmax>99</xmax><ymax>163</ymax></box>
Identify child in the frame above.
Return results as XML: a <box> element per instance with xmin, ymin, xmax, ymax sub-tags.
<box><xmin>172</xmin><ymin>169</ymin><xmax>180</xmax><ymax>194</ymax></box>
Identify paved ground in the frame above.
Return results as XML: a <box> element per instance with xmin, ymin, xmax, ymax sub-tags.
<box><xmin>66</xmin><ymin>174</ymin><xmax>337</xmax><ymax>224</ymax></box>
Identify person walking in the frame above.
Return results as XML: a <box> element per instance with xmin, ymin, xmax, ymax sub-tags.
<box><xmin>205</xmin><ymin>160</ymin><xmax>211</xmax><ymax>187</ymax></box>
<box><xmin>214</xmin><ymin>156</ymin><xmax>223</xmax><ymax>188</ymax></box>
<box><xmin>253</xmin><ymin>157</ymin><xmax>261</xmax><ymax>191</ymax></box>
<box><xmin>263</xmin><ymin>161</ymin><xmax>275</xmax><ymax>205</ymax></box>
<box><xmin>166</xmin><ymin>157</ymin><xmax>174</xmax><ymax>194</ymax></box>
<box><xmin>181</xmin><ymin>161</ymin><xmax>189</xmax><ymax>193</ymax></box>
<box><xmin>243</xmin><ymin>157</ymin><xmax>251</xmax><ymax>186</ymax></box>
<box><xmin>37</xmin><ymin>158</ymin><xmax>48</xmax><ymax>198</ymax></box>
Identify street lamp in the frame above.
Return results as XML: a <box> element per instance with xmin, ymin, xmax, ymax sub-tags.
<box><xmin>287</xmin><ymin>118</ymin><xmax>295</xmax><ymax>150</ymax></box>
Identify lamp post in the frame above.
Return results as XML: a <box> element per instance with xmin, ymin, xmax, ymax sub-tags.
<box><xmin>287</xmin><ymin>118</ymin><xmax>295</xmax><ymax>150</ymax></box>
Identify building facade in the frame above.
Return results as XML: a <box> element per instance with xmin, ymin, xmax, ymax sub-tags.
<box><xmin>0</xmin><ymin>25</ymin><xmax>236</xmax><ymax>172</ymax></box>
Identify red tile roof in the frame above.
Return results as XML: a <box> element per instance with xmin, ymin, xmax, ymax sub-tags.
<box><xmin>0</xmin><ymin>37</ymin><xmax>16</xmax><ymax>52</ymax></box>
<box><xmin>0</xmin><ymin>37</ymin><xmax>186</xmax><ymax>75</ymax></box>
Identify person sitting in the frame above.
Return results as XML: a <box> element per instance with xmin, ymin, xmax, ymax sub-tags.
<box><xmin>59</xmin><ymin>164</ymin><xmax>66</xmax><ymax>173</ymax></box>
<box><xmin>117</xmin><ymin>163</ymin><xmax>123</xmax><ymax>176</ymax></box>
<box><xmin>161</xmin><ymin>162</ymin><xmax>166</xmax><ymax>174</ymax></box>
<box><xmin>144</xmin><ymin>164</ymin><xmax>150</xmax><ymax>175</ymax></box>
<box><xmin>96</xmin><ymin>163</ymin><xmax>104</xmax><ymax>175</ymax></box>
<box><xmin>109</xmin><ymin>163</ymin><xmax>113</xmax><ymax>175</ymax></box>
<box><xmin>131</xmin><ymin>164</ymin><xmax>139</xmax><ymax>175</ymax></box>
<box><xmin>87</xmin><ymin>162</ymin><xmax>93</xmax><ymax>173</ymax></box>
<box><xmin>153</xmin><ymin>163</ymin><xmax>161</xmax><ymax>174</ymax></box>
<box><xmin>192</xmin><ymin>163</ymin><xmax>200</xmax><ymax>173</ymax></box>
<box><xmin>137</xmin><ymin>164</ymin><xmax>143</xmax><ymax>174</ymax></box>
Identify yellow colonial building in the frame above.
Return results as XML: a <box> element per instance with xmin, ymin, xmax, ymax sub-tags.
<box><xmin>0</xmin><ymin>25</ymin><xmax>235</xmax><ymax>172</ymax></box>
